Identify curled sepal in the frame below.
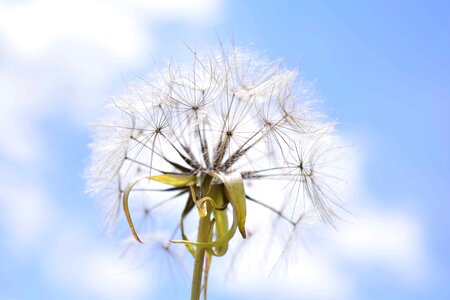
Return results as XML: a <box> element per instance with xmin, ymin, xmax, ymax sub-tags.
<box><xmin>123</xmin><ymin>174</ymin><xmax>197</xmax><ymax>243</ymax></box>
<box><xmin>205</xmin><ymin>219</ymin><xmax>229</xmax><ymax>257</ymax></box>
<box><xmin>211</xmin><ymin>172</ymin><xmax>247</xmax><ymax>238</ymax></box>
<box><xmin>209</xmin><ymin>184</ymin><xmax>229</xmax><ymax>256</ymax></box>
<box><xmin>123</xmin><ymin>175</ymin><xmax>147</xmax><ymax>243</ymax></box>
<box><xmin>170</xmin><ymin>210</ymin><xmax>238</xmax><ymax>249</ymax></box>
<box><xmin>190</xmin><ymin>185</ymin><xmax>208</xmax><ymax>218</ymax></box>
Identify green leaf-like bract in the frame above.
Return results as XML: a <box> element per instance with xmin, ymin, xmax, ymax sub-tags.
<box><xmin>123</xmin><ymin>174</ymin><xmax>196</xmax><ymax>243</ymax></box>
<box><xmin>212</xmin><ymin>172</ymin><xmax>247</xmax><ymax>239</ymax></box>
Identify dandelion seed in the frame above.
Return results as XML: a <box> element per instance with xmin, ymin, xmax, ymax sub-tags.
<box><xmin>87</xmin><ymin>45</ymin><xmax>348</xmax><ymax>300</ymax></box>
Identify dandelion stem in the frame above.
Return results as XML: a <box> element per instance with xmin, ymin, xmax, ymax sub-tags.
<box><xmin>191</xmin><ymin>211</ymin><xmax>211</xmax><ymax>300</ymax></box>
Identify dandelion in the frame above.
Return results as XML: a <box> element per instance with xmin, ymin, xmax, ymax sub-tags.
<box><xmin>87</xmin><ymin>45</ymin><xmax>347</xmax><ymax>300</ymax></box>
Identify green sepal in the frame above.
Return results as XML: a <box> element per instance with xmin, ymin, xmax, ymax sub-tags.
<box><xmin>211</xmin><ymin>172</ymin><xmax>247</xmax><ymax>239</ymax></box>
<box><xmin>180</xmin><ymin>195</ymin><xmax>195</xmax><ymax>256</ymax></box>
<box><xmin>209</xmin><ymin>184</ymin><xmax>229</xmax><ymax>256</ymax></box>
<box><xmin>150</xmin><ymin>174</ymin><xmax>196</xmax><ymax>187</ymax></box>
<box><xmin>170</xmin><ymin>210</ymin><xmax>237</xmax><ymax>248</ymax></box>
<box><xmin>123</xmin><ymin>174</ymin><xmax>196</xmax><ymax>243</ymax></box>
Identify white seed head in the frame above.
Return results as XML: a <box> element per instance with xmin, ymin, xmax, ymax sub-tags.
<box><xmin>87</xmin><ymin>45</ymin><xmax>347</xmax><ymax>271</ymax></box>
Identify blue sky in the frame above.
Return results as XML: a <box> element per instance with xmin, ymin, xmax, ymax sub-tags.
<box><xmin>0</xmin><ymin>0</ymin><xmax>449</xmax><ymax>299</ymax></box>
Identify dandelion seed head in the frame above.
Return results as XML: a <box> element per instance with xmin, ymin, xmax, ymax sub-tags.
<box><xmin>87</xmin><ymin>44</ymin><xmax>348</xmax><ymax>276</ymax></box>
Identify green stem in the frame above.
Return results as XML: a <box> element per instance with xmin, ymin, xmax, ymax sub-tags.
<box><xmin>190</xmin><ymin>213</ymin><xmax>211</xmax><ymax>300</ymax></box>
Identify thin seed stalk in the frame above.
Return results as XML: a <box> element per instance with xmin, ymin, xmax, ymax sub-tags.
<box><xmin>190</xmin><ymin>210</ymin><xmax>211</xmax><ymax>300</ymax></box>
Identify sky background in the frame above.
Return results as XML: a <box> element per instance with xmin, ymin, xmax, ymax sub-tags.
<box><xmin>0</xmin><ymin>0</ymin><xmax>449</xmax><ymax>299</ymax></box>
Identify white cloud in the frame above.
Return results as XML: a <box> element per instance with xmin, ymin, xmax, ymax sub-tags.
<box><xmin>0</xmin><ymin>71</ymin><xmax>48</xmax><ymax>163</ymax></box>
<box><xmin>332</xmin><ymin>208</ymin><xmax>427</xmax><ymax>281</ymax></box>
<box><xmin>0</xmin><ymin>180</ymin><xmax>153</xmax><ymax>299</ymax></box>
<box><xmin>0</xmin><ymin>0</ymin><xmax>220</xmax><ymax>60</ymax></box>
<box><xmin>210</xmin><ymin>204</ymin><xmax>428</xmax><ymax>300</ymax></box>
<box><xmin>43</xmin><ymin>225</ymin><xmax>152</xmax><ymax>300</ymax></box>
<box><xmin>0</xmin><ymin>185</ymin><xmax>53</xmax><ymax>256</ymax></box>
<box><xmin>220</xmin><ymin>245</ymin><xmax>353</xmax><ymax>300</ymax></box>
<box><xmin>337</xmin><ymin>214</ymin><xmax>415</xmax><ymax>264</ymax></box>
<box><xmin>0</xmin><ymin>0</ymin><xmax>222</xmax><ymax>164</ymax></box>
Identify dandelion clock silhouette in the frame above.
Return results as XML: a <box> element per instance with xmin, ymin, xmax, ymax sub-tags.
<box><xmin>87</xmin><ymin>45</ymin><xmax>348</xmax><ymax>300</ymax></box>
